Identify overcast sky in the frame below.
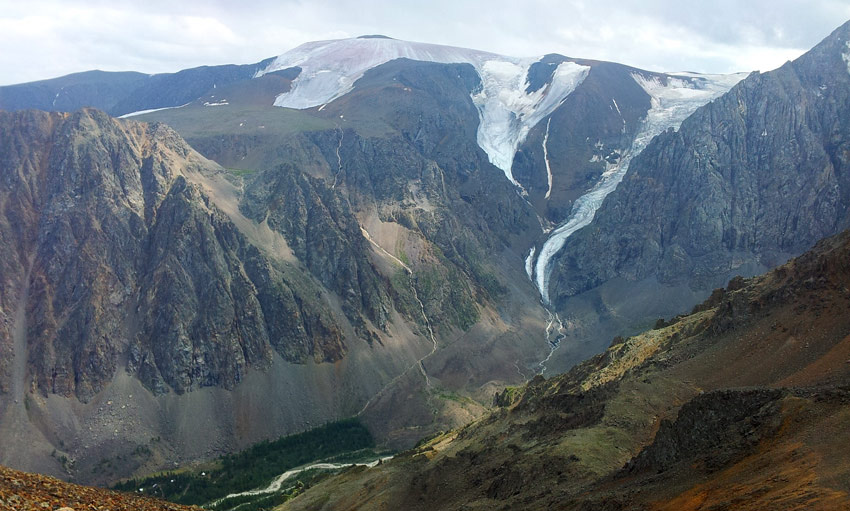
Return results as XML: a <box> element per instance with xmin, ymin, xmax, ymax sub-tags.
<box><xmin>1</xmin><ymin>0</ymin><xmax>848</xmax><ymax>86</ymax></box>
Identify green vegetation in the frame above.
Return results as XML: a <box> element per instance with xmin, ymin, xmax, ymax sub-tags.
<box><xmin>207</xmin><ymin>470</ymin><xmax>326</xmax><ymax>511</ymax></box>
<box><xmin>388</xmin><ymin>268</ymin><xmax>419</xmax><ymax>318</ymax></box>
<box><xmin>436</xmin><ymin>390</ymin><xmax>478</xmax><ymax>405</ymax></box>
<box><xmin>225</xmin><ymin>168</ymin><xmax>256</xmax><ymax>177</ymax></box>
<box><xmin>135</xmin><ymin>104</ymin><xmax>335</xmax><ymax>138</ymax></box>
<box><xmin>112</xmin><ymin>418</ymin><xmax>375</xmax><ymax>507</ymax></box>
<box><xmin>416</xmin><ymin>266</ymin><xmax>479</xmax><ymax>332</ymax></box>
<box><xmin>494</xmin><ymin>386</ymin><xmax>522</xmax><ymax>407</ymax></box>
<box><xmin>397</xmin><ymin>248</ymin><xmax>410</xmax><ymax>266</ymax></box>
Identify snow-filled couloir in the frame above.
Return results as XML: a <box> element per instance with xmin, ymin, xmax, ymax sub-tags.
<box><xmin>257</xmin><ymin>36</ymin><xmax>589</xmax><ymax>183</ymax></box>
<box><xmin>530</xmin><ymin>71</ymin><xmax>748</xmax><ymax>304</ymax></box>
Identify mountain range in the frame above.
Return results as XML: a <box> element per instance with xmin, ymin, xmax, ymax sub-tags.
<box><xmin>1</xmin><ymin>20</ymin><xmax>849</xmax><ymax>506</ymax></box>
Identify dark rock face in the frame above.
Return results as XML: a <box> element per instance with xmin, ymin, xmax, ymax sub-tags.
<box><xmin>550</xmin><ymin>21</ymin><xmax>850</xmax><ymax>307</ymax></box>
<box><xmin>626</xmin><ymin>389</ymin><xmax>784</xmax><ymax>473</ymax></box>
<box><xmin>241</xmin><ymin>162</ymin><xmax>390</xmax><ymax>331</ymax></box>
<box><xmin>513</xmin><ymin>61</ymin><xmax>652</xmax><ymax>221</ymax></box>
<box><xmin>0</xmin><ymin>109</ymin><xmax>344</xmax><ymax>400</ymax></box>
<box><xmin>525</xmin><ymin>54</ymin><xmax>570</xmax><ymax>94</ymax></box>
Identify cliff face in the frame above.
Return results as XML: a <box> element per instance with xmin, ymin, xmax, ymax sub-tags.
<box><xmin>550</xmin><ymin>21</ymin><xmax>850</xmax><ymax>306</ymax></box>
<box><xmin>0</xmin><ymin>109</ymin><xmax>350</xmax><ymax>401</ymax></box>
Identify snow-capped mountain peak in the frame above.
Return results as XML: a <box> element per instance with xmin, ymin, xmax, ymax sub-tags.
<box><xmin>258</xmin><ymin>37</ymin><xmax>590</xmax><ymax>183</ymax></box>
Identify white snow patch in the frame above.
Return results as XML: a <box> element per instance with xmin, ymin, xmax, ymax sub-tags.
<box><xmin>542</xmin><ymin>118</ymin><xmax>554</xmax><ymax>199</ymax></box>
<box><xmin>258</xmin><ymin>38</ymin><xmax>589</xmax><ymax>182</ymax></box>
<box><xmin>472</xmin><ymin>59</ymin><xmax>589</xmax><ymax>182</ymax></box>
<box><xmin>259</xmin><ymin>38</ymin><xmax>496</xmax><ymax>109</ymax></box>
<box><xmin>118</xmin><ymin>102</ymin><xmax>190</xmax><ymax>118</ymax></box>
<box><xmin>532</xmin><ymin>71</ymin><xmax>746</xmax><ymax>304</ymax></box>
<box><xmin>843</xmin><ymin>41</ymin><xmax>850</xmax><ymax>75</ymax></box>
<box><xmin>203</xmin><ymin>100</ymin><xmax>229</xmax><ymax>106</ymax></box>
<box><xmin>525</xmin><ymin>246</ymin><xmax>536</xmax><ymax>280</ymax></box>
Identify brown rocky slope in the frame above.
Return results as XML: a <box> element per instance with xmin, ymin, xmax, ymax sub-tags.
<box><xmin>0</xmin><ymin>464</ymin><xmax>198</xmax><ymax>511</ymax></box>
<box><xmin>280</xmin><ymin>228</ymin><xmax>850</xmax><ymax>510</ymax></box>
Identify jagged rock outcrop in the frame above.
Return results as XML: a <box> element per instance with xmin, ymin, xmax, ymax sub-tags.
<box><xmin>0</xmin><ymin>109</ymin><xmax>347</xmax><ymax>400</ymax></box>
<box><xmin>625</xmin><ymin>389</ymin><xmax>784</xmax><ymax>473</ymax></box>
<box><xmin>241</xmin><ymin>162</ymin><xmax>390</xmax><ymax>331</ymax></box>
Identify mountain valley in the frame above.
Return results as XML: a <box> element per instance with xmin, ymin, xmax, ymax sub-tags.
<box><xmin>0</xmin><ymin>15</ymin><xmax>849</xmax><ymax>511</ymax></box>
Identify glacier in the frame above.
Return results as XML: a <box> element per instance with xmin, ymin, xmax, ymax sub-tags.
<box><xmin>542</xmin><ymin>118</ymin><xmax>553</xmax><ymax>199</ymax></box>
<box><xmin>532</xmin><ymin>71</ymin><xmax>747</xmax><ymax>304</ymax></box>
<box><xmin>258</xmin><ymin>37</ymin><xmax>589</xmax><ymax>183</ymax></box>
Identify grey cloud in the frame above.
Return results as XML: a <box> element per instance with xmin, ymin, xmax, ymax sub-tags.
<box><xmin>0</xmin><ymin>0</ymin><xmax>847</xmax><ymax>85</ymax></box>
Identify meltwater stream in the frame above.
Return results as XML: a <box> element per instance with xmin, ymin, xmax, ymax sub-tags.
<box><xmin>210</xmin><ymin>456</ymin><xmax>394</xmax><ymax>507</ymax></box>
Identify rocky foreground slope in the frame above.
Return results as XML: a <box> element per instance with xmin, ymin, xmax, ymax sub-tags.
<box><xmin>0</xmin><ymin>464</ymin><xmax>197</xmax><ymax>511</ymax></box>
<box><xmin>281</xmin><ymin>228</ymin><xmax>850</xmax><ymax>510</ymax></box>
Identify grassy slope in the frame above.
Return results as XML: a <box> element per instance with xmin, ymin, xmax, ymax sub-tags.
<box><xmin>134</xmin><ymin>105</ymin><xmax>334</xmax><ymax>139</ymax></box>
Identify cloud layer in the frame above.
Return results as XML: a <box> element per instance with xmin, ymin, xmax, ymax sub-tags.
<box><xmin>1</xmin><ymin>0</ymin><xmax>848</xmax><ymax>85</ymax></box>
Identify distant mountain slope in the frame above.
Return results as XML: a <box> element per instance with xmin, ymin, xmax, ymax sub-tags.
<box><xmin>0</xmin><ymin>70</ymin><xmax>148</xmax><ymax>113</ymax></box>
<box><xmin>252</xmin><ymin>37</ymin><xmax>743</xmax><ymax>222</ymax></box>
<box><xmin>0</xmin><ymin>59</ymin><xmax>280</xmax><ymax>117</ymax></box>
<box><xmin>280</xmin><ymin>225</ymin><xmax>850</xmax><ymax>511</ymax></box>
